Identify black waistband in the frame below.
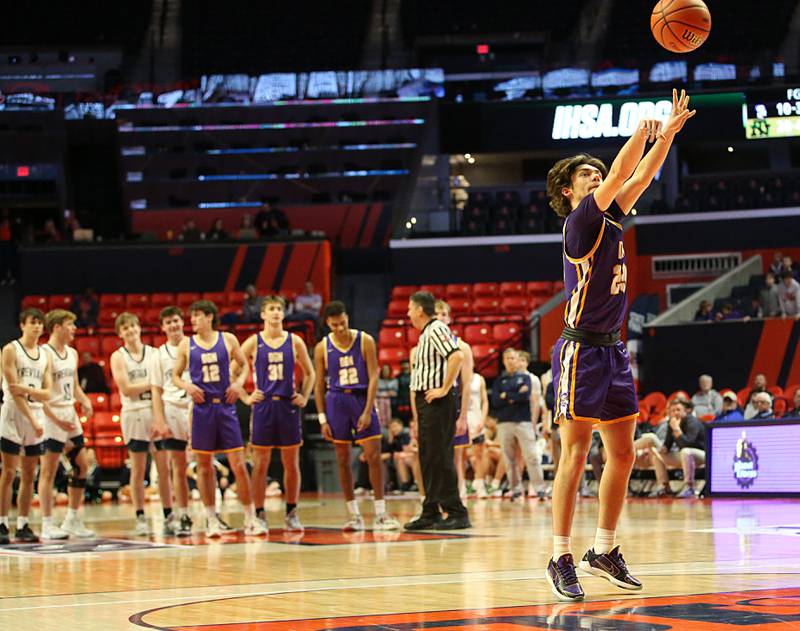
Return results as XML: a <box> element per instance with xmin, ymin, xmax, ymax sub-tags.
<box><xmin>561</xmin><ymin>326</ymin><xmax>620</xmax><ymax>347</ymax></box>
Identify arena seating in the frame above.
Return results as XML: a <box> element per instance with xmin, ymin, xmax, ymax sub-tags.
<box><xmin>462</xmin><ymin>189</ymin><xmax>561</xmax><ymax>236</ymax></box>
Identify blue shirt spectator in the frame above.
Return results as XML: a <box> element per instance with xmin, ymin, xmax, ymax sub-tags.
<box><xmin>714</xmin><ymin>392</ymin><xmax>744</xmax><ymax>422</ymax></box>
<box><xmin>491</xmin><ymin>370</ymin><xmax>532</xmax><ymax>423</ymax></box>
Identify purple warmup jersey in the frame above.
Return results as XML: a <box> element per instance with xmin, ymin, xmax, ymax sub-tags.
<box><xmin>562</xmin><ymin>192</ymin><xmax>627</xmax><ymax>334</ymax></box>
<box><xmin>189</xmin><ymin>333</ymin><xmax>230</xmax><ymax>401</ymax></box>
<box><xmin>326</xmin><ymin>331</ymin><xmax>368</xmax><ymax>391</ymax></box>
<box><xmin>255</xmin><ymin>332</ymin><xmax>295</xmax><ymax>397</ymax></box>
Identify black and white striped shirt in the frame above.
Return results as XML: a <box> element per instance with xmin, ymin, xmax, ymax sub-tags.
<box><xmin>410</xmin><ymin>319</ymin><xmax>459</xmax><ymax>391</ymax></box>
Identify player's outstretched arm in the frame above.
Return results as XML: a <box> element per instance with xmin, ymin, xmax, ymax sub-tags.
<box><xmin>616</xmin><ymin>89</ymin><xmax>696</xmax><ymax>213</ymax></box>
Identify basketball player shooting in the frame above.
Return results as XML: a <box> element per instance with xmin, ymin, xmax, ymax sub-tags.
<box><xmin>544</xmin><ymin>89</ymin><xmax>695</xmax><ymax>601</ymax></box>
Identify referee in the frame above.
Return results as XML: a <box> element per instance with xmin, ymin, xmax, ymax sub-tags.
<box><xmin>405</xmin><ymin>291</ymin><xmax>470</xmax><ymax>530</ymax></box>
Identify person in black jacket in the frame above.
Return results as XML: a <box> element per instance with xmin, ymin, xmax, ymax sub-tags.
<box><xmin>652</xmin><ymin>398</ymin><xmax>706</xmax><ymax>498</ymax></box>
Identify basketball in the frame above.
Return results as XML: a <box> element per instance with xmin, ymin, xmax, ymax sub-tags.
<box><xmin>651</xmin><ymin>0</ymin><xmax>711</xmax><ymax>53</ymax></box>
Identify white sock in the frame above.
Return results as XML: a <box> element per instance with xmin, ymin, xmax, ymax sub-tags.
<box><xmin>66</xmin><ymin>508</ymin><xmax>78</xmax><ymax>520</ymax></box>
<box><xmin>346</xmin><ymin>499</ymin><xmax>361</xmax><ymax>516</ymax></box>
<box><xmin>0</xmin><ymin>516</ymin><xmax>7</xmax><ymax>527</ymax></box>
<box><xmin>553</xmin><ymin>535</ymin><xmax>571</xmax><ymax>560</ymax></box>
<box><xmin>42</xmin><ymin>516</ymin><xmax>53</xmax><ymax>527</ymax></box>
<box><xmin>17</xmin><ymin>516</ymin><xmax>28</xmax><ymax>529</ymax></box>
<box><xmin>373</xmin><ymin>499</ymin><xmax>385</xmax><ymax>516</ymax></box>
<box><xmin>176</xmin><ymin>506</ymin><xmax>187</xmax><ymax>518</ymax></box>
<box><xmin>492</xmin><ymin>478</ymin><xmax>501</xmax><ymax>488</ymax></box>
<box><xmin>474</xmin><ymin>479</ymin><xmax>486</xmax><ymax>493</ymax></box>
<box><xmin>243</xmin><ymin>504</ymin><xmax>255</xmax><ymax>520</ymax></box>
<box><xmin>594</xmin><ymin>528</ymin><xmax>616</xmax><ymax>554</ymax></box>
<box><xmin>205</xmin><ymin>506</ymin><xmax>216</xmax><ymax>520</ymax></box>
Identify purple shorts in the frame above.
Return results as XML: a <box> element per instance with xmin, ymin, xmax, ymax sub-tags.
<box><xmin>252</xmin><ymin>398</ymin><xmax>302</xmax><ymax>449</ymax></box>
<box><xmin>551</xmin><ymin>338</ymin><xmax>638</xmax><ymax>425</ymax></box>
<box><xmin>325</xmin><ymin>390</ymin><xmax>381</xmax><ymax>444</ymax></box>
<box><xmin>191</xmin><ymin>403</ymin><xmax>244</xmax><ymax>453</ymax></box>
<box><xmin>453</xmin><ymin>430</ymin><xmax>470</xmax><ymax>448</ymax></box>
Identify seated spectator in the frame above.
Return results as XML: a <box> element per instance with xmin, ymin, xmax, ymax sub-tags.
<box><xmin>789</xmin><ymin>388</ymin><xmax>800</xmax><ymax>418</ymax></box>
<box><xmin>480</xmin><ymin>415</ymin><xmax>507</xmax><ymax>496</ymax></box>
<box><xmin>778</xmin><ymin>270</ymin><xmax>800</xmax><ymax>319</ymax></box>
<box><xmin>749</xmin><ymin>392</ymin><xmax>774</xmax><ymax>420</ymax></box>
<box><xmin>241</xmin><ymin>284</ymin><xmax>263</xmax><ymax>323</ymax></box>
<box><xmin>760</xmin><ymin>272</ymin><xmax>781</xmax><ymax>317</ymax></box>
<box><xmin>652</xmin><ymin>398</ymin><xmax>706</xmax><ymax>498</ymax></box>
<box><xmin>394</xmin><ymin>359</ymin><xmax>412</xmax><ymax>420</ymax></box>
<box><xmin>71</xmin><ymin>288</ymin><xmax>99</xmax><ymax>329</ymax></box>
<box><xmin>293</xmin><ymin>281</ymin><xmax>322</xmax><ymax>319</ymax></box>
<box><xmin>385</xmin><ymin>418</ymin><xmax>418</xmax><ymax>492</ymax></box>
<box><xmin>255</xmin><ymin>201</ymin><xmax>290</xmax><ymax>238</ymax></box>
<box><xmin>769</xmin><ymin>252</ymin><xmax>784</xmax><ymax>277</ymax></box>
<box><xmin>744</xmin><ymin>373</ymin><xmax>770</xmax><ymax>419</ymax></box>
<box><xmin>178</xmin><ymin>219</ymin><xmax>202</xmax><ymax>241</ymax></box>
<box><xmin>715</xmin><ymin>303</ymin><xmax>742</xmax><ymax>321</ymax></box>
<box><xmin>237</xmin><ymin>214</ymin><xmax>258</xmax><ymax>240</ymax></box>
<box><xmin>694</xmin><ymin>300</ymin><xmax>713</xmax><ymax>322</ymax></box>
<box><xmin>78</xmin><ymin>351</ymin><xmax>110</xmax><ymax>393</ymax></box>
<box><xmin>691</xmin><ymin>374</ymin><xmax>722</xmax><ymax>418</ymax></box>
<box><xmin>40</xmin><ymin>218</ymin><xmax>62</xmax><ymax>242</ymax></box>
<box><xmin>376</xmin><ymin>365</ymin><xmax>398</xmax><ymax>427</ymax></box>
<box><xmin>742</xmin><ymin>297</ymin><xmax>763</xmax><ymax>319</ymax></box>
<box><xmin>205</xmin><ymin>218</ymin><xmax>228</xmax><ymax>241</ymax></box>
<box><xmin>780</xmin><ymin>255</ymin><xmax>800</xmax><ymax>281</ymax></box>
<box><xmin>714</xmin><ymin>391</ymin><xmax>744</xmax><ymax>422</ymax></box>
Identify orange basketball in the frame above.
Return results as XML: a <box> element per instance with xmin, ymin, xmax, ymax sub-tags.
<box><xmin>651</xmin><ymin>0</ymin><xmax>711</xmax><ymax>53</ymax></box>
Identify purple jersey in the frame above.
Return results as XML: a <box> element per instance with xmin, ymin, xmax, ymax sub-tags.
<box><xmin>189</xmin><ymin>333</ymin><xmax>230</xmax><ymax>403</ymax></box>
<box><xmin>255</xmin><ymin>332</ymin><xmax>295</xmax><ymax>397</ymax></box>
<box><xmin>326</xmin><ymin>330</ymin><xmax>368</xmax><ymax>392</ymax></box>
<box><xmin>562</xmin><ymin>192</ymin><xmax>627</xmax><ymax>334</ymax></box>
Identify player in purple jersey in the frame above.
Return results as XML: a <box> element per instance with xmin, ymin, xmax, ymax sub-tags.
<box><xmin>313</xmin><ymin>301</ymin><xmax>401</xmax><ymax>531</ymax></box>
<box><xmin>172</xmin><ymin>300</ymin><xmax>266</xmax><ymax>537</ymax></box>
<box><xmin>543</xmin><ymin>89</ymin><xmax>695</xmax><ymax>601</ymax></box>
<box><xmin>240</xmin><ymin>295</ymin><xmax>314</xmax><ymax>532</ymax></box>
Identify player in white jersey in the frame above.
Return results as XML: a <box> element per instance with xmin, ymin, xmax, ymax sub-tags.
<box><xmin>38</xmin><ymin>310</ymin><xmax>95</xmax><ymax>540</ymax></box>
<box><xmin>109</xmin><ymin>312</ymin><xmax>172</xmax><ymax>536</ymax></box>
<box><xmin>464</xmin><ymin>371</ymin><xmax>490</xmax><ymax>498</ymax></box>
<box><xmin>0</xmin><ymin>308</ymin><xmax>51</xmax><ymax>544</ymax></box>
<box><xmin>151</xmin><ymin>306</ymin><xmax>193</xmax><ymax>537</ymax></box>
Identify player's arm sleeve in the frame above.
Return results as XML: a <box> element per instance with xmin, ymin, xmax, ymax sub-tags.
<box><xmin>429</xmin><ymin>324</ymin><xmax>459</xmax><ymax>358</ymax></box>
<box><xmin>564</xmin><ymin>194</ymin><xmax>604</xmax><ymax>260</ymax></box>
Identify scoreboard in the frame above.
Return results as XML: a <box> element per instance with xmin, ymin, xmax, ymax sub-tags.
<box><xmin>744</xmin><ymin>86</ymin><xmax>800</xmax><ymax>139</ymax></box>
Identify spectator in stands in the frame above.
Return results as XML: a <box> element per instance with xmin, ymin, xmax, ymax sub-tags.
<box><xmin>78</xmin><ymin>351</ymin><xmax>110</xmax><ymax>393</ymax></box>
<box><xmin>694</xmin><ymin>300</ymin><xmax>713</xmax><ymax>322</ymax></box>
<box><xmin>743</xmin><ymin>296</ymin><xmax>763</xmax><ymax>320</ymax></box>
<box><xmin>237</xmin><ymin>214</ymin><xmax>258</xmax><ymax>240</ymax></box>
<box><xmin>692</xmin><ymin>374</ymin><xmax>722</xmax><ymax>418</ymax></box>
<box><xmin>770</xmin><ymin>252</ymin><xmax>784</xmax><ymax>277</ymax></box>
<box><xmin>653</xmin><ymin>398</ymin><xmax>706</xmax><ymax>498</ymax></box>
<box><xmin>241</xmin><ymin>284</ymin><xmax>263</xmax><ymax>323</ymax></box>
<box><xmin>255</xmin><ymin>201</ymin><xmax>290</xmax><ymax>238</ymax></box>
<box><xmin>778</xmin><ymin>270</ymin><xmax>800</xmax><ymax>319</ymax></box>
<box><xmin>789</xmin><ymin>388</ymin><xmax>800</xmax><ymax>418</ymax></box>
<box><xmin>715</xmin><ymin>391</ymin><xmax>744</xmax><ymax>422</ymax></box>
<box><xmin>178</xmin><ymin>218</ymin><xmax>202</xmax><ymax>241</ymax></box>
<box><xmin>71</xmin><ymin>287</ymin><xmax>99</xmax><ymax>329</ymax></box>
<box><xmin>715</xmin><ymin>303</ymin><xmax>742</xmax><ymax>321</ymax></box>
<box><xmin>386</xmin><ymin>418</ymin><xmax>417</xmax><ymax>492</ymax></box>
<box><xmin>760</xmin><ymin>272</ymin><xmax>781</xmax><ymax>317</ymax></box>
<box><xmin>377</xmin><ymin>365</ymin><xmax>398</xmax><ymax>427</ymax></box>
<box><xmin>395</xmin><ymin>360</ymin><xmax>412</xmax><ymax>421</ymax></box>
<box><xmin>205</xmin><ymin>218</ymin><xmax>228</xmax><ymax>241</ymax></box>
<box><xmin>40</xmin><ymin>218</ymin><xmax>62</xmax><ymax>242</ymax></box>
<box><xmin>744</xmin><ymin>373</ymin><xmax>770</xmax><ymax>419</ymax></box>
<box><xmin>780</xmin><ymin>255</ymin><xmax>799</xmax><ymax>281</ymax></box>
<box><xmin>749</xmin><ymin>392</ymin><xmax>774</xmax><ymax>420</ymax></box>
<box><xmin>294</xmin><ymin>281</ymin><xmax>322</xmax><ymax>319</ymax></box>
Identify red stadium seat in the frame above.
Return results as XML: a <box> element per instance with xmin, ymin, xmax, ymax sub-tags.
<box><xmin>464</xmin><ymin>324</ymin><xmax>493</xmax><ymax>345</ymax></box>
<box><xmin>472</xmin><ymin>297</ymin><xmax>501</xmax><ymax>314</ymax></box>
<box><xmin>202</xmin><ymin>292</ymin><xmax>227</xmax><ymax>307</ymax></box>
<box><xmin>101</xmin><ymin>336</ymin><xmax>121</xmax><ymax>358</ymax></box>
<box><xmin>87</xmin><ymin>392</ymin><xmax>110</xmax><ymax>412</ymax></box>
<box><xmin>419</xmin><ymin>284</ymin><xmax>445</xmax><ymax>297</ymax></box>
<box><xmin>642</xmin><ymin>391</ymin><xmax>667</xmax><ymax>419</ymax></box>
<box><xmin>449</xmin><ymin>324</ymin><xmax>463</xmax><ymax>340</ymax></box>
<box><xmin>151</xmin><ymin>334</ymin><xmax>166</xmax><ymax>348</ymax></box>
<box><xmin>226</xmin><ymin>291</ymin><xmax>245</xmax><ymax>310</ymax></box>
<box><xmin>774</xmin><ymin>397</ymin><xmax>789</xmax><ymax>417</ymax></box>
<box><xmin>387</xmin><ymin>300</ymin><xmax>408</xmax><ymax>318</ymax></box>
<box><xmin>378</xmin><ymin>347</ymin><xmax>407</xmax><ymax>365</ymax></box>
<box><xmin>390</xmin><ymin>285</ymin><xmax>417</xmax><ymax>301</ymax></box>
<box><xmin>149</xmin><ymin>293</ymin><xmax>175</xmax><ymax>308</ymax></box>
<box><xmin>526</xmin><ymin>281</ymin><xmax>553</xmax><ymax>296</ymax></box>
<box><xmin>379</xmin><ymin>328</ymin><xmax>406</xmax><ymax>348</ymax></box>
<box><xmin>472</xmin><ymin>344</ymin><xmax>500</xmax><ymax>378</ymax></box>
<box><xmin>786</xmin><ymin>384</ymin><xmax>800</xmax><ymax>399</ymax></box>
<box><xmin>143</xmin><ymin>308</ymin><xmax>162</xmax><ymax>328</ymax></box>
<box><xmin>737</xmin><ymin>387</ymin><xmax>751</xmax><ymax>407</ymax></box>
<box><xmin>125</xmin><ymin>294</ymin><xmax>149</xmax><ymax>309</ymax></box>
<box><xmin>48</xmin><ymin>294</ymin><xmax>73</xmax><ymax>310</ymax></box>
<box><xmin>74</xmin><ymin>337</ymin><xmax>101</xmax><ymax>357</ymax></box>
<box><xmin>407</xmin><ymin>327</ymin><xmax>420</xmax><ymax>347</ymax></box>
<box><xmin>667</xmin><ymin>390</ymin><xmax>690</xmax><ymax>403</ymax></box>
<box><xmin>110</xmin><ymin>392</ymin><xmax>122</xmax><ymax>410</ymax></box>
<box><xmin>382</xmin><ymin>318</ymin><xmax>408</xmax><ymax>328</ymax></box>
<box><xmin>445</xmin><ymin>284</ymin><xmax>471</xmax><ymax>299</ymax></box>
<box><xmin>699</xmin><ymin>413</ymin><xmax>715</xmax><ymax>422</ymax></box>
<box><xmin>93</xmin><ymin>411</ymin><xmax>122</xmax><ymax>435</ymax></box>
<box><xmin>473</xmin><ymin>282</ymin><xmax>499</xmax><ymax>297</ymax></box>
<box><xmin>501</xmin><ymin>296</ymin><xmax>529</xmax><ymax>314</ymax></box>
<box><xmin>22</xmin><ymin>295</ymin><xmax>48</xmax><ymax>310</ymax></box>
<box><xmin>552</xmin><ymin>281</ymin><xmax>565</xmax><ymax>292</ymax></box>
<box><xmin>493</xmin><ymin>322</ymin><xmax>521</xmax><ymax>344</ymax></box>
<box><xmin>94</xmin><ymin>442</ymin><xmax>127</xmax><ymax>468</ymax></box>
<box><xmin>767</xmin><ymin>385</ymin><xmax>784</xmax><ymax>398</ymax></box>
<box><xmin>100</xmin><ymin>294</ymin><xmax>124</xmax><ymax>309</ymax></box>
<box><xmin>448</xmin><ymin>298</ymin><xmax>472</xmax><ymax>316</ymax></box>
<box><xmin>637</xmin><ymin>405</ymin><xmax>650</xmax><ymax>425</ymax></box>
<box><xmin>97</xmin><ymin>309</ymin><xmax>122</xmax><ymax>329</ymax></box>
<box><xmin>528</xmin><ymin>296</ymin><xmax>548</xmax><ymax>310</ymax></box>
<box><xmin>499</xmin><ymin>281</ymin><xmax>526</xmax><ymax>297</ymax></box>
<box><xmin>176</xmin><ymin>292</ymin><xmax>201</xmax><ymax>308</ymax></box>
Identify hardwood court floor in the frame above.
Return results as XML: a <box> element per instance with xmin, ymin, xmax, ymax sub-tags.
<box><xmin>2</xmin><ymin>494</ymin><xmax>800</xmax><ymax>630</ymax></box>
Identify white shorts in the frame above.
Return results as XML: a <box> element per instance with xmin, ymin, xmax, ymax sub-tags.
<box><xmin>467</xmin><ymin>412</ymin><xmax>483</xmax><ymax>438</ymax></box>
<box><xmin>1</xmin><ymin>403</ymin><xmax>44</xmax><ymax>454</ymax></box>
<box><xmin>43</xmin><ymin>405</ymin><xmax>83</xmax><ymax>445</ymax></box>
<box><xmin>164</xmin><ymin>401</ymin><xmax>190</xmax><ymax>443</ymax></box>
<box><xmin>121</xmin><ymin>407</ymin><xmax>155</xmax><ymax>448</ymax></box>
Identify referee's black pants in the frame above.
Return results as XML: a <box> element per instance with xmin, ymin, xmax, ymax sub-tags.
<box><xmin>415</xmin><ymin>390</ymin><xmax>468</xmax><ymax>520</ymax></box>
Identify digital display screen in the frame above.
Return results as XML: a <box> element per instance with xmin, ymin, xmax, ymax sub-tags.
<box><xmin>744</xmin><ymin>86</ymin><xmax>800</xmax><ymax>139</ymax></box>
<box><xmin>708</xmin><ymin>421</ymin><xmax>800</xmax><ymax>495</ymax></box>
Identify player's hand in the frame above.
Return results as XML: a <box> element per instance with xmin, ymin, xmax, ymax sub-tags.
<box><xmin>152</xmin><ymin>422</ymin><xmax>172</xmax><ymax>440</ymax></box>
<box><xmin>249</xmin><ymin>389</ymin><xmax>265</xmax><ymax>405</ymax></box>
<box><xmin>9</xmin><ymin>383</ymin><xmax>30</xmax><ymax>396</ymax></box>
<box><xmin>291</xmin><ymin>392</ymin><xmax>308</xmax><ymax>408</ymax></box>
<box><xmin>455</xmin><ymin>413</ymin><xmax>468</xmax><ymax>437</ymax></box>
<box><xmin>32</xmin><ymin>422</ymin><xmax>44</xmax><ymax>438</ymax></box>
<box><xmin>638</xmin><ymin>118</ymin><xmax>663</xmax><ymax>143</ymax></box>
<box><xmin>663</xmin><ymin>88</ymin><xmax>695</xmax><ymax>137</ymax></box>
<box><xmin>80</xmin><ymin>401</ymin><xmax>93</xmax><ymax>418</ymax></box>
<box><xmin>225</xmin><ymin>383</ymin><xmax>244</xmax><ymax>404</ymax></box>
<box><xmin>424</xmin><ymin>387</ymin><xmax>446</xmax><ymax>403</ymax></box>
<box><xmin>320</xmin><ymin>422</ymin><xmax>333</xmax><ymax>441</ymax></box>
<box><xmin>519</xmin><ymin>385</ymin><xmax>529</xmax><ymax>393</ymax></box>
<box><xmin>356</xmin><ymin>412</ymin><xmax>371</xmax><ymax>432</ymax></box>
<box><xmin>55</xmin><ymin>418</ymin><xmax>76</xmax><ymax>432</ymax></box>
<box><xmin>186</xmin><ymin>383</ymin><xmax>205</xmax><ymax>404</ymax></box>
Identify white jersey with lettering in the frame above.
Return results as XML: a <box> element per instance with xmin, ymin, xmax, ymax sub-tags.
<box><xmin>2</xmin><ymin>340</ymin><xmax>47</xmax><ymax>410</ymax></box>
<box><xmin>154</xmin><ymin>341</ymin><xmax>190</xmax><ymax>408</ymax></box>
<box><xmin>118</xmin><ymin>345</ymin><xmax>156</xmax><ymax>411</ymax></box>
<box><xmin>43</xmin><ymin>344</ymin><xmax>78</xmax><ymax>408</ymax></box>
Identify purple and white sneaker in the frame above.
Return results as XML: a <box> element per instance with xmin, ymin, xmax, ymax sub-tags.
<box><xmin>579</xmin><ymin>546</ymin><xmax>642</xmax><ymax>591</ymax></box>
<box><xmin>545</xmin><ymin>553</ymin><xmax>585</xmax><ymax>601</ymax></box>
